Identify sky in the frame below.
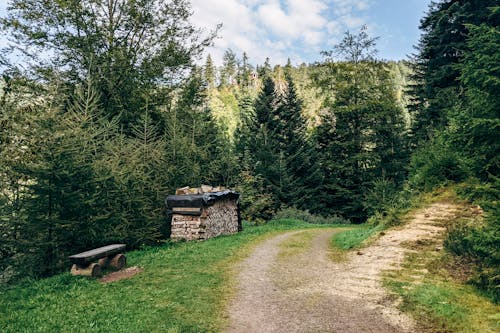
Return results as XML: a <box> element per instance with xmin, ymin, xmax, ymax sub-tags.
<box><xmin>0</xmin><ymin>0</ymin><xmax>432</xmax><ymax>66</ymax></box>
<box><xmin>191</xmin><ymin>0</ymin><xmax>432</xmax><ymax>65</ymax></box>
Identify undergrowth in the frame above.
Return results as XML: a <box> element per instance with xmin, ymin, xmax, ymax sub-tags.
<box><xmin>0</xmin><ymin>219</ymin><xmax>333</xmax><ymax>333</ymax></box>
<box><xmin>382</xmin><ymin>185</ymin><xmax>500</xmax><ymax>332</ymax></box>
<box><xmin>384</xmin><ymin>240</ymin><xmax>500</xmax><ymax>333</ymax></box>
<box><xmin>272</xmin><ymin>207</ymin><xmax>351</xmax><ymax>225</ymax></box>
<box><xmin>331</xmin><ymin>225</ymin><xmax>384</xmax><ymax>251</ymax></box>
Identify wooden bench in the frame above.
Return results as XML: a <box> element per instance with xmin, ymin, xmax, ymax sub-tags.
<box><xmin>69</xmin><ymin>244</ymin><xmax>126</xmax><ymax>277</ymax></box>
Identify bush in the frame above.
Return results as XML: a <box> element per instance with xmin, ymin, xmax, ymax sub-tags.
<box><xmin>235</xmin><ymin>171</ymin><xmax>278</xmax><ymax>225</ymax></box>
<box><xmin>367</xmin><ymin>207</ymin><xmax>404</xmax><ymax>227</ymax></box>
<box><xmin>272</xmin><ymin>207</ymin><xmax>350</xmax><ymax>225</ymax></box>
<box><xmin>363</xmin><ymin>177</ymin><xmax>399</xmax><ymax>215</ymax></box>
<box><xmin>455</xmin><ymin>177</ymin><xmax>499</xmax><ymax>211</ymax></box>
<box><xmin>409</xmin><ymin>142</ymin><xmax>470</xmax><ymax>191</ymax></box>
<box><xmin>445</xmin><ymin>178</ymin><xmax>499</xmax><ymax>302</ymax></box>
<box><xmin>445</xmin><ymin>217</ymin><xmax>500</xmax><ymax>303</ymax></box>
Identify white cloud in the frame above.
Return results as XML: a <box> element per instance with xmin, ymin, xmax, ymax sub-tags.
<box><xmin>340</xmin><ymin>14</ymin><xmax>365</xmax><ymax>29</ymax></box>
<box><xmin>190</xmin><ymin>0</ymin><xmax>373</xmax><ymax>65</ymax></box>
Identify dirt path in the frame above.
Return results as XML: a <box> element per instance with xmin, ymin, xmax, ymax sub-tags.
<box><xmin>225</xmin><ymin>202</ymin><xmax>459</xmax><ymax>333</ymax></box>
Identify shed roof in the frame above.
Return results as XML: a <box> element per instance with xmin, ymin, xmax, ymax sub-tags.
<box><xmin>165</xmin><ymin>190</ymin><xmax>239</xmax><ymax>209</ymax></box>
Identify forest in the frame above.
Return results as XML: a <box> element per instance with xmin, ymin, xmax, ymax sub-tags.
<box><xmin>0</xmin><ymin>0</ymin><xmax>498</xmax><ymax>301</ymax></box>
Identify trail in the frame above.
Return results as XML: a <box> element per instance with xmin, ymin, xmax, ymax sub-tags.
<box><xmin>225</xmin><ymin>202</ymin><xmax>458</xmax><ymax>333</ymax></box>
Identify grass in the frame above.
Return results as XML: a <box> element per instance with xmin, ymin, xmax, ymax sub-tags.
<box><xmin>329</xmin><ymin>224</ymin><xmax>384</xmax><ymax>261</ymax></box>
<box><xmin>0</xmin><ymin>218</ymin><xmax>336</xmax><ymax>333</ymax></box>
<box><xmin>382</xmin><ymin>191</ymin><xmax>500</xmax><ymax>333</ymax></box>
<box><xmin>328</xmin><ymin>186</ymin><xmax>460</xmax><ymax>257</ymax></box>
<box><xmin>277</xmin><ymin>230</ymin><xmax>316</xmax><ymax>259</ymax></box>
<box><xmin>331</xmin><ymin>224</ymin><xmax>384</xmax><ymax>251</ymax></box>
<box><xmin>384</xmin><ymin>248</ymin><xmax>500</xmax><ymax>333</ymax></box>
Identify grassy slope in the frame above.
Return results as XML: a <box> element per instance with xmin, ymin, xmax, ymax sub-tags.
<box><xmin>328</xmin><ymin>188</ymin><xmax>500</xmax><ymax>333</ymax></box>
<box><xmin>382</xmin><ymin>193</ymin><xmax>500</xmax><ymax>333</ymax></box>
<box><xmin>0</xmin><ymin>219</ymin><xmax>338</xmax><ymax>333</ymax></box>
<box><xmin>331</xmin><ymin>224</ymin><xmax>383</xmax><ymax>250</ymax></box>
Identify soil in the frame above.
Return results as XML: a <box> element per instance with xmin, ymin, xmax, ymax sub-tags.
<box><xmin>99</xmin><ymin>266</ymin><xmax>143</xmax><ymax>283</ymax></box>
<box><xmin>225</xmin><ymin>202</ymin><xmax>458</xmax><ymax>333</ymax></box>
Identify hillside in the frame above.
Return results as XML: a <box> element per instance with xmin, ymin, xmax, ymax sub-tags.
<box><xmin>1</xmin><ymin>195</ymin><xmax>498</xmax><ymax>332</ymax></box>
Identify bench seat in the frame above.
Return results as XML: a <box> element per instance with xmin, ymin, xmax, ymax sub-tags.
<box><xmin>69</xmin><ymin>244</ymin><xmax>126</xmax><ymax>266</ymax></box>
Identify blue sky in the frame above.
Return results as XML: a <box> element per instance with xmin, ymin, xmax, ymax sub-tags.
<box><xmin>191</xmin><ymin>0</ymin><xmax>432</xmax><ymax>65</ymax></box>
<box><xmin>0</xmin><ymin>0</ymin><xmax>432</xmax><ymax>66</ymax></box>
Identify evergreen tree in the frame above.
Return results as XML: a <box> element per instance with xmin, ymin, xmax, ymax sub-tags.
<box><xmin>10</xmin><ymin>82</ymin><xmax>112</xmax><ymax>277</ymax></box>
<box><xmin>273</xmin><ymin>74</ymin><xmax>323</xmax><ymax>211</ymax></box>
<box><xmin>242</xmin><ymin>70</ymin><xmax>322</xmax><ymax>212</ymax></box>
<box><xmin>204</xmin><ymin>54</ymin><xmax>217</xmax><ymax>88</ymax></box>
<box><xmin>1</xmin><ymin>0</ymin><xmax>217</xmax><ymax>130</ymax></box>
<box><xmin>254</xmin><ymin>76</ymin><xmax>276</xmax><ymax>126</ymax></box>
<box><xmin>258</xmin><ymin>57</ymin><xmax>273</xmax><ymax>78</ymax></box>
<box><xmin>315</xmin><ymin>27</ymin><xmax>409</xmax><ymax>222</ymax></box>
<box><xmin>451</xmin><ymin>6</ymin><xmax>500</xmax><ymax>178</ymax></box>
<box><xmin>408</xmin><ymin>0</ymin><xmax>499</xmax><ymax>143</ymax></box>
<box><xmin>220</xmin><ymin>49</ymin><xmax>239</xmax><ymax>87</ymax></box>
<box><xmin>238</xmin><ymin>52</ymin><xmax>253</xmax><ymax>89</ymax></box>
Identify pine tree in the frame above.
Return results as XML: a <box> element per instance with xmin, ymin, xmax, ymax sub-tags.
<box><xmin>241</xmin><ymin>69</ymin><xmax>322</xmax><ymax>212</ymax></box>
<box><xmin>452</xmin><ymin>6</ymin><xmax>500</xmax><ymax>178</ymax></box>
<box><xmin>408</xmin><ymin>0</ymin><xmax>499</xmax><ymax>144</ymax></box>
<box><xmin>258</xmin><ymin>57</ymin><xmax>273</xmax><ymax>78</ymax></box>
<box><xmin>204</xmin><ymin>54</ymin><xmax>217</xmax><ymax>88</ymax></box>
<box><xmin>220</xmin><ymin>49</ymin><xmax>239</xmax><ymax>87</ymax></box>
<box><xmin>274</xmin><ymin>73</ymin><xmax>322</xmax><ymax>211</ymax></box>
<box><xmin>16</xmin><ymin>83</ymin><xmax>107</xmax><ymax>277</ymax></box>
<box><xmin>238</xmin><ymin>52</ymin><xmax>253</xmax><ymax>89</ymax></box>
<box><xmin>1</xmin><ymin>0</ymin><xmax>217</xmax><ymax>130</ymax></box>
<box><xmin>315</xmin><ymin>27</ymin><xmax>409</xmax><ymax>222</ymax></box>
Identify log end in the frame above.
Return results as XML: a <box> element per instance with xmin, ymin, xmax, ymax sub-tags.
<box><xmin>110</xmin><ymin>253</ymin><xmax>126</xmax><ymax>270</ymax></box>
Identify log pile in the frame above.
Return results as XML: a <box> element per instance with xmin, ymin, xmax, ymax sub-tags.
<box><xmin>168</xmin><ymin>186</ymin><xmax>240</xmax><ymax>241</ymax></box>
<box><xmin>175</xmin><ymin>185</ymin><xmax>227</xmax><ymax>195</ymax></box>
<box><xmin>201</xmin><ymin>199</ymin><xmax>239</xmax><ymax>239</ymax></box>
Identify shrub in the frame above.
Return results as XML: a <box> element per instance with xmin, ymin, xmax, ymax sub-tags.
<box><xmin>445</xmin><ymin>217</ymin><xmax>500</xmax><ymax>303</ymax></box>
<box><xmin>409</xmin><ymin>142</ymin><xmax>470</xmax><ymax>191</ymax></box>
<box><xmin>235</xmin><ymin>171</ymin><xmax>278</xmax><ymax>225</ymax></box>
<box><xmin>272</xmin><ymin>207</ymin><xmax>350</xmax><ymax>225</ymax></box>
<box><xmin>363</xmin><ymin>177</ymin><xmax>399</xmax><ymax>215</ymax></box>
<box><xmin>445</xmin><ymin>178</ymin><xmax>499</xmax><ymax>302</ymax></box>
<box><xmin>367</xmin><ymin>207</ymin><xmax>403</xmax><ymax>227</ymax></box>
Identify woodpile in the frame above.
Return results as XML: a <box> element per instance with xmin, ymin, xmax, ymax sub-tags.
<box><xmin>167</xmin><ymin>186</ymin><xmax>240</xmax><ymax>242</ymax></box>
<box><xmin>175</xmin><ymin>185</ymin><xmax>227</xmax><ymax>195</ymax></box>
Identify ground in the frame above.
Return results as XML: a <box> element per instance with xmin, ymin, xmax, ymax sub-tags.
<box><xmin>225</xmin><ymin>203</ymin><xmax>459</xmax><ymax>333</ymax></box>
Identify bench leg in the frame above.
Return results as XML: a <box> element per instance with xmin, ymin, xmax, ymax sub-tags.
<box><xmin>71</xmin><ymin>263</ymin><xmax>101</xmax><ymax>277</ymax></box>
<box><xmin>98</xmin><ymin>256</ymin><xmax>111</xmax><ymax>268</ymax></box>
<box><xmin>110</xmin><ymin>253</ymin><xmax>126</xmax><ymax>270</ymax></box>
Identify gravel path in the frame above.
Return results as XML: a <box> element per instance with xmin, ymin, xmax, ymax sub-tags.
<box><xmin>225</xmin><ymin>202</ymin><xmax>458</xmax><ymax>333</ymax></box>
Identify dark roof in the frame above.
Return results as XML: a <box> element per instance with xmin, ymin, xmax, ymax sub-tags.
<box><xmin>165</xmin><ymin>190</ymin><xmax>240</xmax><ymax>209</ymax></box>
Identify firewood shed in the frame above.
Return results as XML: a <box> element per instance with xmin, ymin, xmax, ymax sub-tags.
<box><xmin>165</xmin><ymin>187</ymin><xmax>241</xmax><ymax>241</ymax></box>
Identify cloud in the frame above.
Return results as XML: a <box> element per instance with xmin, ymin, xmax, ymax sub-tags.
<box><xmin>190</xmin><ymin>0</ymin><xmax>373</xmax><ymax>66</ymax></box>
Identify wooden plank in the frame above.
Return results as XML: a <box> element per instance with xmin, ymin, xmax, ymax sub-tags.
<box><xmin>172</xmin><ymin>207</ymin><xmax>202</xmax><ymax>215</ymax></box>
<box><xmin>201</xmin><ymin>184</ymin><xmax>213</xmax><ymax>193</ymax></box>
<box><xmin>69</xmin><ymin>244</ymin><xmax>126</xmax><ymax>265</ymax></box>
<box><xmin>175</xmin><ymin>186</ymin><xmax>190</xmax><ymax>195</ymax></box>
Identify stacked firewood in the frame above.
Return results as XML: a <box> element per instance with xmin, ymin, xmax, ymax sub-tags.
<box><xmin>202</xmin><ymin>199</ymin><xmax>239</xmax><ymax>239</ymax></box>
<box><xmin>169</xmin><ymin>186</ymin><xmax>239</xmax><ymax>241</ymax></box>
<box><xmin>171</xmin><ymin>215</ymin><xmax>205</xmax><ymax>241</ymax></box>
<box><xmin>175</xmin><ymin>185</ymin><xmax>226</xmax><ymax>195</ymax></box>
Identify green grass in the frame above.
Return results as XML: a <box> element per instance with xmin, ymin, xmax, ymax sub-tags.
<box><xmin>331</xmin><ymin>224</ymin><xmax>384</xmax><ymax>251</ymax></box>
<box><xmin>277</xmin><ymin>230</ymin><xmax>316</xmax><ymax>259</ymax></box>
<box><xmin>384</xmin><ymin>249</ymin><xmax>500</xmax><ymax>333</ymax></box>
<box><xmin>0</xmin><ymin>219</ymin><xmax>334</xmax><ymax>333</ymax></box>
<box><xmin>382</xmin><ymin>193</ymin><xmax>500</xmax><ymax>333</ymax></box>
